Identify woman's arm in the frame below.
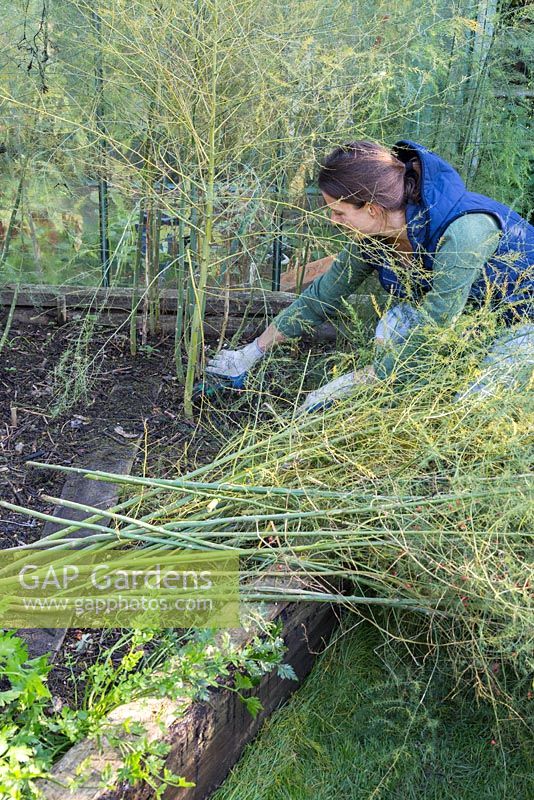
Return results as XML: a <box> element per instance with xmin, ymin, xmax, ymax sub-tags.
<box><xmin>256</xmin><ymin>320</ymin><xmax>289</xmax><ymax>351</ymax></box>
<box><xmin>374</xmin><ymin>213</ymin><xmax>502</xmax><ymax>381</ymax></box>
<box><xmin>204</xmin><ymin>242</ymin><xmax>372</xmax><ymax>382</ymax></box>
<box><xmin>270</xmin><ymin>242</ymin><xmax>373</xmax><ymax>340</ymax></box>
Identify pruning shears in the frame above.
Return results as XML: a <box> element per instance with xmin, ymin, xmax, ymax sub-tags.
<box><xmin>191</xmin><ymin>372</ymin><xmax>247</xmax><ymax>404</ymax></box>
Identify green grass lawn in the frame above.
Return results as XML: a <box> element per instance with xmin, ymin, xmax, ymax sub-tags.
<box><xmin>212</xmin><ymin>621</ymin><xmax>532</xmax><ymax>800</ymax></box>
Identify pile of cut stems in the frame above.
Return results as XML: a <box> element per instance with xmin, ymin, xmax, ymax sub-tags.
<box><xmin>3</xmin><ymin>316</ymin><xmax>533</xmax><ymax>711</ymax></box>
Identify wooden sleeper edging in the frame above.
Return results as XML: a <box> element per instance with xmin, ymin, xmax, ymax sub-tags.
<box><xmin>37</xmin><ymin>581</ymin><xmax>340</xmax><ymax>800</ymax></box>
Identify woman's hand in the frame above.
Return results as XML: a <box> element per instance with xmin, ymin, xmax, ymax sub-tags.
<box><xmin>298</xmin><ymin>366</ymin><xmax>376</xmax><ymax>413</ymax></box>
<box><xmin>205</xmin><ymin>340</ymin><xmax>265</xmax><ymax>389</ymax></box>
<box><xmin>192</xmin><ymin>324</ymin><xmax>288</xmax><ymax>402</ymax></box>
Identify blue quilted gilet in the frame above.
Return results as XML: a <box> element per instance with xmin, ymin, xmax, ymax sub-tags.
<box><xmin>373</xmin><ymin>139</ymin><xmax>534</xmax><ymax>323</ymax></box>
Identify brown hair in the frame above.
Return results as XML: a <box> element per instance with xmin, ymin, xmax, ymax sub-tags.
<box><xmin>317</xmin><ymin>141</ymin><xmax>420</xmax><ymax>210</ymax></box>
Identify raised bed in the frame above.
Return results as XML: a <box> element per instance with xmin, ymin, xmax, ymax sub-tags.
<box><xmin>1</xmin><ymin>280</ymin><xmax>352</xmax><ymax>799</ymax></box>
<box><xmin>37</xmin><ymin>580</ymin><xmax>339</xmax><ymax>800</ymax></box>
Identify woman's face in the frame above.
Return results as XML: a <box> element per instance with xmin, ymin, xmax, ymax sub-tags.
<box><xmin>321</xmin><ymin>191</ymin><xmax>383</xmax><ymax>236</ymax></box>
<box><xmin>321</xmin><ymin>191</ymin><xmax>398</xmax><ymax>237</ymax></box>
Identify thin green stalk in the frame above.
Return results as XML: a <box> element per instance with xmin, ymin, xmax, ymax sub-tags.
<box><xmin>240</xmin><ymin>590</ymin><xmax>448</xmax><ymax>614</ymax></box>
<box><xmin>130</xmin><ymin>201</ymin><xmax>145</xmax><ymax>356</ymax></box>
<box><xmin>0</xmin><ymin>283</ymin><xmax>19</xmax><ymax>355</ymax></box>
<box><xmin>24</xmin><ymin>461</ymin><xmax>527</xmax><ymax>509</ymax></box>
<box><xmin>174</xmin><ymin>179</ymin><xmax>188</xmax><ymax>382</ymax></box>
<box><xmin>149</xmin><ymin>206</ymin><xmax>161</xmax><ymax>334</ymax></box>
<box><xmin>19</xmin><ymin>491</ymin><xmax>373</xmax><ymax>534</ymax></box>
<box><xmin>183</xmin><ymin>2</ymin><xmax>219</xmax><ymax>417</ymax></box>
<box><xmin>0</xmin><ymin>164</ymin><xmax>25</xmax><ymax>267</ymax></box>
<box><xmin>41</xmin><ymin>494</ymin><xmax>238</xmax><ymax>551</ymax></box>
<box><xmin>131</xmin><ymin>96</ymin><xmax>157</xmax><ymax>353</ymax></box>
<box><xmin>25</xmin><ymin>460</ymin><xmax>361</xmax><ymax>498</ymax></box>
<box><xmin>0</xmin><ymin>500</ymin><xmax>124</xmax><ymax>538</ymax></box>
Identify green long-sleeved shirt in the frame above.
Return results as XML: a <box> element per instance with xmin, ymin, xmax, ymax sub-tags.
<box><xmin>273</xmin><ymin>213</ymin><xmax>501</xmax><ymax>379</ymax></box>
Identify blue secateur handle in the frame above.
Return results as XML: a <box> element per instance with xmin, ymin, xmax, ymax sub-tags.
<box><xmin>191</xmin><ymin>371</ymin><xmax>248</xmax><ymax>403</ymax></box>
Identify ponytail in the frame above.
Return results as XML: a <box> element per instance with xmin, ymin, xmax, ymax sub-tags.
<box><xmin>403</xmin><ymin>159</ymin><xmax>420</xmax><ymax>205</ymax></box>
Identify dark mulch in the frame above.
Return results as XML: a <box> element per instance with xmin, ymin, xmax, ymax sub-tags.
<box><xmin>0</xmin><ymin>319</ymin><xmax>235</xmax><ymax>548</ymax></box>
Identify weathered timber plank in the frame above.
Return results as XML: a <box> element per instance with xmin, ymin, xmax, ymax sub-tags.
<box><xmin>2</xmin><ymin>282</ymin><xmax>378</xmax><ymax>339</ymax></box>
<box><xmin>160</xmin><ymin>599</ymin><xmax>339</xmax><ymax>800</ymax></box>
<box><xmin>0</xmin><ymin>285</ymin><xmax>296</xmax><ymax>315</ymax></box>
<box><xmin>18</xmin><ymin>437</ymin><xmax>143</xmax><ymax>661</ymax></box>
<box><xmin>5</xmin><ymin>307</ymin><xmax>341</xmax><ymax>341</ymax></box>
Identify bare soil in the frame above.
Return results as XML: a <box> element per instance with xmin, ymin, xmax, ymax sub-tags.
<box><xmin>0</xmin><ymin>319</ymin><xmax>235</xmax><ymax>548</ymax></box>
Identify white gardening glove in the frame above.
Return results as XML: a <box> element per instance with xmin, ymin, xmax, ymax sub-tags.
<box><xmin>297</xmin><ymin>366</ymin><xmax>376</xmax><ymax>414</ymax></box>
<box><xmin>204</xmin><ymin>339</ymin><xmax>265</xmax><ymax>389</ymax></box>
